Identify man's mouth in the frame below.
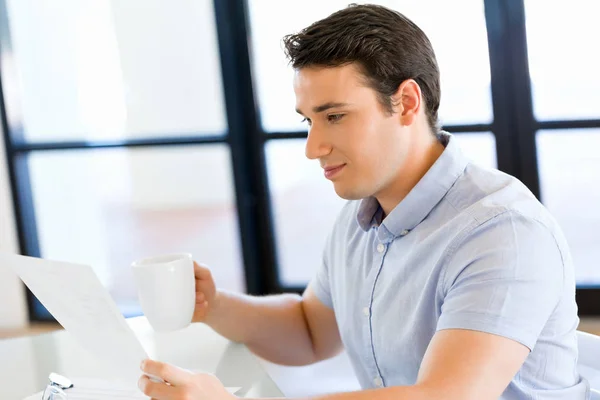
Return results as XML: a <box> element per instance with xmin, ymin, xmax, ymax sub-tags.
<box><xmin>323</xmin><ymin>164</ymin><xmax>346</xmax><ymax>180</ymax></box>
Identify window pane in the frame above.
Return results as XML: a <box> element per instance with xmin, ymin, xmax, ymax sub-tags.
<box><xmin>266</xmin><ymin>140</ymin><xmax>346</xmax><ymax>286</ymax></box>
<box><xmin>28</xmin><ymin>145</ymin><xmax>244</xmax><ymax>316</ymax></box>
<box><xmin>525</xmin><ymin>0</ymin><xmax>600</xmax><ymax>120</ymax></box>
<box><xmin>249</xmin><ymin>0</ymin><xmax>492</xmax><ymax>132</ymax></box>
<box><xmin>266</xmin><ymin>132</ymin><xmax>496</xmax><ymax>286</ymax></box>
<box><xmin>536</xmin><ymin>129</ymin><xmax>600</xmax><ymax>285</ymax></box>
<box><xmin>6</xmin><ymin>0</ymin><xmax>226</xmax><ymax>141</ymax></box>
<box><xmin>452</xmin><ymin>132</ymin><xmax>497</xmax><ymax>170</ymax></box>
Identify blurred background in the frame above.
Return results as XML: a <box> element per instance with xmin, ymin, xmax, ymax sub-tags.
<box><xmin>0</xmin><ymin>0</ymin><xmax>599</xmax><ymax>335</ymax></box>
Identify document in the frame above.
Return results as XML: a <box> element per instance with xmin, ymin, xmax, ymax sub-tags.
<box><xmin>1</xmin><ymin>252</ymin><xmax>149</xmax><ymax>381</ymax></box>
<box><xmin>3</xmin><ymin>253</ymin><xmax>244</xmax><ymax>398</ymax></box>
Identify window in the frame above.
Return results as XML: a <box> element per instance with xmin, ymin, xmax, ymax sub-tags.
<box><xmin>525</xmin><ymin>0</ymin><xmax>600</xmax><ymax>289</ymax></box>
<box><xmin>265</xmin><ymin>139</ymin><xmax>346</xmax><ymax>286</ymax></box>
<box><xmin>536</xmin><ymin>129</ymin><xmax>600</xmax><ymax>285</ymax></box>
<box><xmin>3</xmin><ymin>0</ymin><xmax>600</xmax><ymax>319</ymax></box>
<box><xmin>525</xmin><ymin>0</ymin><xmax>600</xmax><ymax>121</ymax></box>
<box><xmin>6</xmin><ymin>0</ymin><xmax>226</xmax><ymax>141</ymax></box>
<box><xmin>1</xmin><ymin>0</ymin><xmax>240</xmax><ymax>320</ymax></box>
<box><xmin>28</xmin><ymin>146</ymin><xmax>243</xmax><ymax>317</ymax></box>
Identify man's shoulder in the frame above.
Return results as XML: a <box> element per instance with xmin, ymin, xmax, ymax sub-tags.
<box><xmin>440</xmin><ymin>162</ymin><xmax>572</xmax><ymax>277</ymax></box>
<box><xmin>446</xmin><ymin>163</ymin><xmax>556</xmax><ymax>231</ymax></box>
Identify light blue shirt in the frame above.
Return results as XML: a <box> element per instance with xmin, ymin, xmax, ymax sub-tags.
<box><xmin>312</xmin><ymin>133</ymin><xmax>589</xmax><ymax>399</ymax></box>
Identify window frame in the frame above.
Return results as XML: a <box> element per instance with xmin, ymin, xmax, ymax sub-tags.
<box><xmin>1</xmin><ymin>0</ymin><xmax>599</xmax><ymax>320</ymax></box>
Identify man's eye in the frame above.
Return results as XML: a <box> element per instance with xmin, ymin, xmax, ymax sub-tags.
<box><xmin>328</xmin><ymin>114</ymin><xmax>345</xmax><ymax>123</ymax></box>
<box><xmin>301</xmin><ymin>117</ymin><xmax>312</xmax><ymax>126</ymax></box>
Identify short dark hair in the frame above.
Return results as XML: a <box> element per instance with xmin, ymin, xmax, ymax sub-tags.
<box><xmin>283</xmin><ymin>4</ymin><xmax>441</xmax><ymax>133</ymax></box>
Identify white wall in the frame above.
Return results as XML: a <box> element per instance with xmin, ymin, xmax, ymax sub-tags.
<box><xmin>0</xmin><ymin>121</ymin><xmax>28</xmax><ymax>329</ymax></box>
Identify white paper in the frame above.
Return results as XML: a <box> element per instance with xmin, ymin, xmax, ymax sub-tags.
<box><xmin>1</xmin><ymin>252</ymin><xmax>148</xmax><ymax>380</ymax></box>
<box><xmin>23</xmin><ymin>377</ymin><xmax>241</xmax><ymax>400</ymax></box>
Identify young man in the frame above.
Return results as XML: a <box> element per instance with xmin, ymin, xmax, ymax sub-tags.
<box><xmin>138</xmin><ymin>4</ymin><xmax>588</xmax><ymax>399</ymax></box>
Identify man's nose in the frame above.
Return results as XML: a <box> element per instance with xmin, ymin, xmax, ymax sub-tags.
<box><xmin>305</xmin><ymin>125</ymin><xmax>332</xmax><ymax>160</ymax></box>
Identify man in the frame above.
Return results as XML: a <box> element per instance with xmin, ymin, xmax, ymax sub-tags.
<box><xmin>138</xmin><ymin>4</ymin><xmax>588</xmax><ymax>399</ymax></box>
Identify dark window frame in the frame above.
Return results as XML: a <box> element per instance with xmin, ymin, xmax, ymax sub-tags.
<box><xmin>1</xmin><ymin>0</ymin><xmax>599</xmax><ymax>321</ymax></box>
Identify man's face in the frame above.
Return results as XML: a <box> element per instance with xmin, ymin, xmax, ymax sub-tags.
<box><xmin>293</xmin><ymin>64</ymin><xmax>409</xmax><ymax>200</ymax></box>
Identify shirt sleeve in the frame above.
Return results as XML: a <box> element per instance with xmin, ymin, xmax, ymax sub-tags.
<box><xmin>437</xmin><ymin>210</ymin><xmax>565</xmax><ymax>351</ymax></box>
<box><xmin>310</xmin><ymin>256</ymin><xmax>333</xmax><ymax>309</ymax></box>
<box><xmin>310</xmin><ymin>235</ymin><xmax>334</xmax><ymax>309</ymax></box>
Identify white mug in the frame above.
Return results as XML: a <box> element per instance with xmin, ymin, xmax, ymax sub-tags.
<box><xmin>132</xmin><ymin>253</ymin><xmax>195</xmax><ymax>332</ymax></box>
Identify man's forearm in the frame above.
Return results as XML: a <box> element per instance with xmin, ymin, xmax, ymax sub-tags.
<box><xmin>248</xmin><ymin>384</ymin><xmax>443</xmax><ymax>400</ymax></box>
<box><xmin>205</xmin><ymin>290</ymin><xmax>319</xmax><ymax>366</ymax></box>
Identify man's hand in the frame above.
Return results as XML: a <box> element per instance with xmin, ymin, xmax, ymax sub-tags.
<box><xmin>192</xmin><ymin>262</ymin><xmax>219</xmax><ymax>323</ymax></box>
<box><xmin>138</xmin><ymin>359</ymin><xmax>235</xmax><ymax>400</ymax></box>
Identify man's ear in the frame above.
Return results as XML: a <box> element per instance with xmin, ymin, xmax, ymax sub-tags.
<box><xmin>392</xmin><ymin>79</ymin><xmax>422</xmax><ymax>126</ymax></box>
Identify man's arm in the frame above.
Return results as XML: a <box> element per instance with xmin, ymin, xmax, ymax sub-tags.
<box><xmin>263</xmin><ymin>328</ymin><xmax>529</xmax><ymax>400</ymax></box>
<box><xmin>205</xmin><ymin>283</ymin><xmax>343</xmax><ymax>366</ymax></box>
<box><xmin>139</xmin><ymin>328</ymin><xmax>529</xmax><ymax>400</ymax></box>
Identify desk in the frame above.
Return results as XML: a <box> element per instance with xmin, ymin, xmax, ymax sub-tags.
<box><xmin>1</xmin><ymin>317</ymin><xmax>362</xmax><ymax>399</ymax></box>
<box><xmin>0</xmin><ymin>317</ymin><xmax>284</xmax><ymax>399</ymax></box>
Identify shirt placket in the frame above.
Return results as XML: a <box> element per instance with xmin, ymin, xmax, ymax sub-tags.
<box><xmin>362</xmin><ymin>226</ymin><xmax>393</xmax><ymax>389</ymax></box>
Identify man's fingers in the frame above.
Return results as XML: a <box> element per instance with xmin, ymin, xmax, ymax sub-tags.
<box><xmin>141</xmin><ymin>359</ymin><xmax>190</xmax><ymax>387</ymax></box>
<box><xmin>138</xmin><ymin>375</ymin><xmax>179</xmax><ymax>400</ymax></box>
<box><xmin>194</xmin><ymin>262</ymin><xmax>212</xmax><ymax>280</ymax></box>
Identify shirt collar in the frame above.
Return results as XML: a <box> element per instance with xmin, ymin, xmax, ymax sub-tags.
<box><xmin>357</xmin><ymin>132</ymin><xmax>469</xmax><ymax>234</ymax></box>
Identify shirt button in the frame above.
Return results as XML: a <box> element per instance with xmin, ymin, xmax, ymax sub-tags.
<box><xmin>362</xmin><ymin>307</ymin><xmax>370</xmax><ymax>317</ymax></box>
<box><xmin>374</xmin><ymin>377</ymin><xmax>383</xmax><ymax>387</ymax></box>
<box><xmin>376</xmin><ymin>243</ymin><xmax>385</xmax><ymax>253</ymax></box>
<box><xmin>400</xmin><ymin>229</ymin><xmax>410</xmax><ymax>236</ymax></box>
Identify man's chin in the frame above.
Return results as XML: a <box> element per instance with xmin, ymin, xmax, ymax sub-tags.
<box><xmin>332</xmin><ymin>183</ymin><xmax>368</xmax><ymax>201</ymax></box>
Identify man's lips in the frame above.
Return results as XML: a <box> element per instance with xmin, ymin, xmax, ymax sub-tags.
<box><xmin>323</xmin><ymin>164</ymin><xmax>346</xmax><ymax>179</ymax></box>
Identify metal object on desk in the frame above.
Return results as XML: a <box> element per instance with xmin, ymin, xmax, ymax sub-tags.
<box><xmin>41</xmin><ymin>373</ymin><xmax>72</xmax><ymax>400</ymax></box>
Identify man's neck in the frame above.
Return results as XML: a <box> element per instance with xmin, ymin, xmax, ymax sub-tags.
<box><xmin>376</xmin><ymin>133</ymin><xmax>446</xmax><ymax>218</ymax></box>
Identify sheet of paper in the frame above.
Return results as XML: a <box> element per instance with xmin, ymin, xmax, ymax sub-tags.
<box><xmin>1</xmin><ymin>252</ymin><xmax>148</xmax><ymax>380</ymax></box>
<box><xmin>23</xmin><ymin>377</ymin><xmax>241</xmax><ymax>400</ymax></box>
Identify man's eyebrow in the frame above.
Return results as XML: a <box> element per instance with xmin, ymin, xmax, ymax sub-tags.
<box><xmin>295</xmin><ymin>102</ymin><xmax>351</xmax><ymax>115</ymax></box>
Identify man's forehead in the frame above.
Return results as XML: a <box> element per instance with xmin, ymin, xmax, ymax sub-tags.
<box><xmin>293</xmin><ymin>65</ymin><xmax>368</xmax><ymax>111</ymax></box>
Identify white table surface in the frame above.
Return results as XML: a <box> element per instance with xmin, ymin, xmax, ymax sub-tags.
<box><xmin>0</xmin><ymin>316</ymin><xmax>361</xmax><ymax>400</ymax></box>
<box><xmin>0</xmin><ymin>317</ymin><xmax>283</xmax><ymax>399</ymax></box>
